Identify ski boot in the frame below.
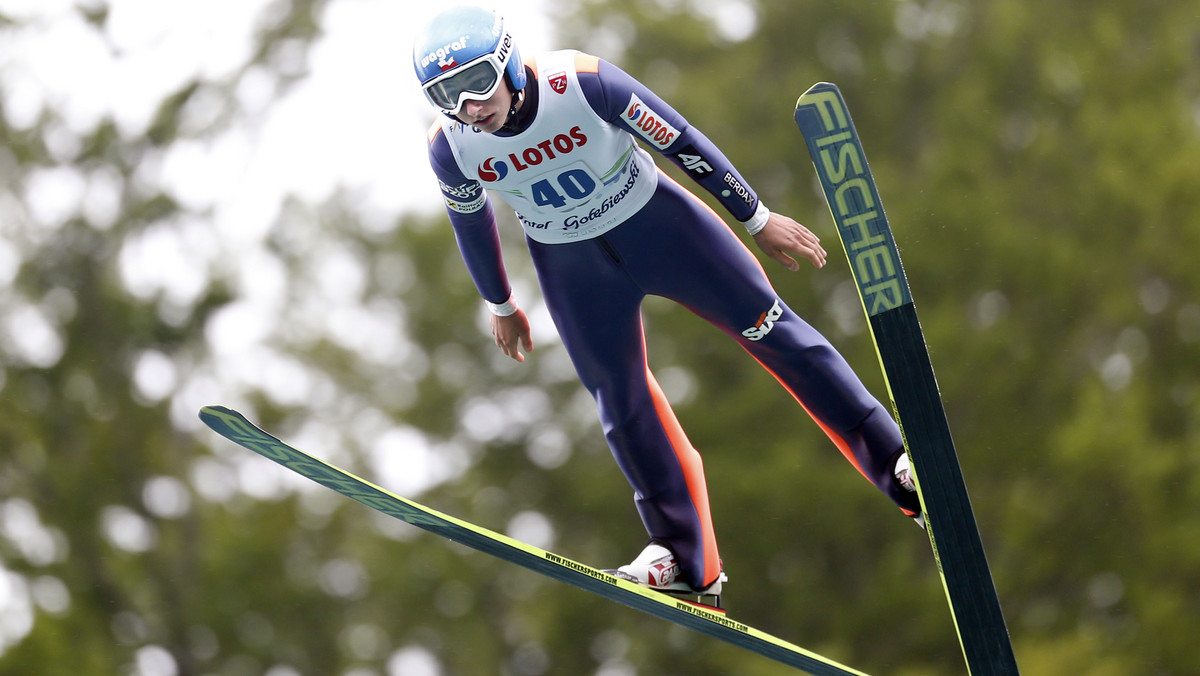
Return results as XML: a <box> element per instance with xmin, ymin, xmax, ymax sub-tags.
<box><xmin>605</xmin><ymin>541</ymin><xmax>727</xmax><ymax>612</ymax></box>
<box><xmin>894</xmin><ymin>452</ymin><xmax>926</xmax><ymax>529</ymax></box>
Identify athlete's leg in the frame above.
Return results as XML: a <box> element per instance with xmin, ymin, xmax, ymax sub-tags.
<box><xmin>526</xmin><ymin>236</ymin><xmax>723</xmax><ymax>589</ymax></box>
<box><xmin>607</xmin><ymin>176</ymin><xmax>919</xmax><ymax>515</ymax></box>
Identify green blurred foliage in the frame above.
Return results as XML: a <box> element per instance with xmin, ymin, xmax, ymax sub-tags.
<box><xmin>1</xmin><ymin>0</ymin><xmax>1198</xmax><ymax>675</ymax></box>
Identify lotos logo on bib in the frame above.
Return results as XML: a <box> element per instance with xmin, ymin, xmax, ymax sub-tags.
<box><xmin>478</xmin><ymin>157</ymin><xmax>509</xmax><ymax>182</ymax></box>
<box><xmin>476</xmin><ymin>126</ymin><xmax>590</xmax><ymax>182</ymax></box>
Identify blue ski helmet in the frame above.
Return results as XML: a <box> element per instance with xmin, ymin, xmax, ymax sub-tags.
<box><xmin>413</xmin><ymin>6</ymin><xmax>526</xmax><ymax>116</ymax></box>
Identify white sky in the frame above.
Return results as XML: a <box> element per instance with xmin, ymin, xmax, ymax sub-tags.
<box><xmin>1</xmin><ymin>0</ymin><xmax>556</xmax><ymax>233</ymax></box>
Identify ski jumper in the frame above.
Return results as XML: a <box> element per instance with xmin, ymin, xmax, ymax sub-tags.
<box><xmin>427</xmin><ymin>50</ymin><xmax>920</xmax><ymax>591</ymax></box>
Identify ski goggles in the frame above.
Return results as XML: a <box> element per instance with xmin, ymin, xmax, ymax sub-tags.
<box><xmin>422</xmin><ymin>55</ymin><xmax>505</xmax><ymax>115</ymax></box>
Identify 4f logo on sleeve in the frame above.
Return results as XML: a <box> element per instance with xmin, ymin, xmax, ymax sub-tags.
<box><xmin>675</xmin><ymin>144</ymin><xmax>713</xmax><ymax>176</ymax></box>
<box><xmin>742</xmin><ymin>299</ymin><xmax>783</xmax><ymax>341</ymax></box>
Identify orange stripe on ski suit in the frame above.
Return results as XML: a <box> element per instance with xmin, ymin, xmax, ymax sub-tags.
<box><xmin>664</xmin><ymin>169</ymin><xmax>917</xmax><ymax>518</ymax></box>
<box><xmin>657</xmin><ymin>172</ymin><xmax>856</xmax><ymax>473</ymax></box>
<box><xmin>752</xmin><ymin>354</ymin><xmax>919</xmax><ymax>518</ymax></box>
<box><xmin>644</xmin><ymin>361</ymin><xmax>723</xmax><ymax>589</ymax></box>
<box><xmin>647</xmin><ymin>170</ymin><xmax>732</xmax><ymax>588</ymax></box>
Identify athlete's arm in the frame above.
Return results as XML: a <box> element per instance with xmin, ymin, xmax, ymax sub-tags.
<box><xmin>428</xmin><ymin>125</ymin><xmax>534</xmax><ymax>360</ymax></box>
<box><xmin>428</xmin><ymin>125</ymin><xmax>513</xmax><ymax>306</ymax></box>
<box><xmin>575</xmin><ymin>55</ymin><xmax>760</xmax><ymax>222</ymax></box>
<box><xmin>576</xmin><ymin>55</ymin><xmax>825</xmax><ymax>269</ymax></box>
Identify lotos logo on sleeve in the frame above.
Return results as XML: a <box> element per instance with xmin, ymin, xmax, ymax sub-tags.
<box><xmin>623</xmin><ymin>93</ymin><xmax>680</xmax><ymax>150</ymax></box>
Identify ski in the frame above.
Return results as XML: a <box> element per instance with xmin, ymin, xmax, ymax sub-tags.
<box><xmin>794</xmin><ymin>82</ymin><xmax>1020</xmax><ymax>675</ymax></box>
<box><xmin>198</xmin><ymin>405</ymin><xmax>870</xmax><ymax>676</ymax></box>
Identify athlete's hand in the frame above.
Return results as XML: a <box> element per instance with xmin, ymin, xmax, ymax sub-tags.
<box><xmin>752</xmin><ymin>212</ymin><xmax>827</xmax><ymax>271</ymax></box>
<box><xmin>490</xmin><ymin>309</ymin><xmax>534</xmax><ymax>362</ymax></box>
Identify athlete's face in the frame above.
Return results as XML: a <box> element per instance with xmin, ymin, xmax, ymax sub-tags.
<box><xmin>454</xmin><ymin>78</ymin><xmax>513</xmax><ymax>133</ymax></box>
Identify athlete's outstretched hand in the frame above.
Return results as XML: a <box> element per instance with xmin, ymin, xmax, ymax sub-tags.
<box><xmin>490</xmin><ymin>308</ymin><xmax>534</xmax><ymax>362</ymax></box>
<box><xmin>752</xmin><ymin>212</ymin><xmax>827</xmax><ymax>271</ymax></box>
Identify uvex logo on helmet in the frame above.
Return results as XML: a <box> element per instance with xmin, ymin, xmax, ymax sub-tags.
<box><xmin>495</xmin><ymin>31</ymin><xmax>513</xmax><ymax>65</ymax></box>
<box><xmin>477</xmin><ymin>126</ymin><xmax>589</xmax><ymax>182</ymax></box>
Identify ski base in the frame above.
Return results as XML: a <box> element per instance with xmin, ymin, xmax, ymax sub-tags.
<box><xmin>199</xmin><ymin>405</ymin><xmax>869</xmax><ymax>676</ymax></box>
<box><xmin>794</xmin><ymin>82</ymin><xmax>1020</xmax><ymax>676</ymax></box>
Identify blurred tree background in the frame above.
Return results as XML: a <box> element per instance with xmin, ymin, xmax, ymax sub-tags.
<box><xmin>1</xmin><ymin>0</ymin><xmax>1197</xmax><ymax>674</ymax></box>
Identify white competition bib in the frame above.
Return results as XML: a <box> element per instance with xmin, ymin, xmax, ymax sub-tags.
<box><xmin>440</xmin><ymin>50</ymin><xmax>658</xmax><ymax>243</ymax></box>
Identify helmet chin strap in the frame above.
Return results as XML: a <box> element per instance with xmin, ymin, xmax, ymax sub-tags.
<box><xmin>498</xmin><ymin>87</ymin><xmax>525</xmax><ymax>133</ymax></box>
